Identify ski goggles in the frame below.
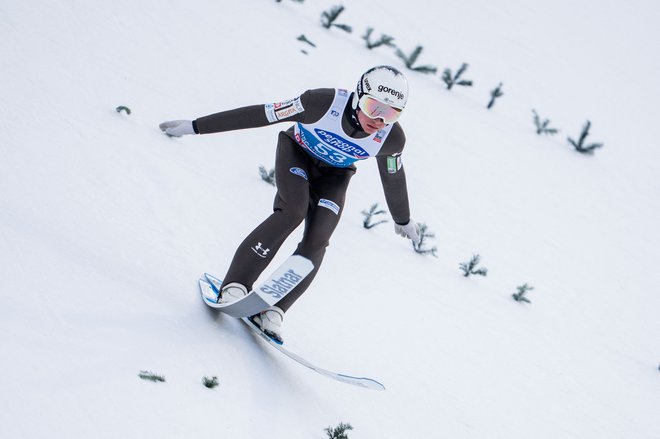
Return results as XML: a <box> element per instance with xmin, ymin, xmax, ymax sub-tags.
<box><xmin>358</xmin><ymin>95</ymin><xmax>403</xmax><ymax>124</ymax></box>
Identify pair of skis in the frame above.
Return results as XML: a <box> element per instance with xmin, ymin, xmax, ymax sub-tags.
<box><xmin>199</xmin><ymin>256</ymin><xmax>385</xmax><ymax>391</ymax></box>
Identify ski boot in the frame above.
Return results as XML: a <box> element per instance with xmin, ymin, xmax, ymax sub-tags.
<box><xmin>219</xmin><ymin>282</ymin><xmax>248</xmax><ymax>304</ymax></box>
<box><xmin>251</xmin><ymin>306</ymin><xmax>284</xmax><ymax>344</ymax></box>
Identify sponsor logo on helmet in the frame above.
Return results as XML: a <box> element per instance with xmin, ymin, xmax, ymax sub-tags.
<box><xmin>377</xmin><ymin>85</ymin><xmax>405</xmax><ymax>101</ymax></box>
<box><xmin>314</xmin><ymin>129</ymin><xmax>369</xmax><ymax>158</ymax></box>
<box><xmin>364</xmin><ymin>77</ymin><xmax>372</xmax><ymax>93</ymax></box>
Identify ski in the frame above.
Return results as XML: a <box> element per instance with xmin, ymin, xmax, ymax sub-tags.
<box><xmin>199</xmin><ymin>276</ymin><xmax>385</xmax><ymax>391</ymax></box>
<box><xmin>200</xmin><ymin>255</ymin><xmax>314</xmax><ymax>318</ymax></box>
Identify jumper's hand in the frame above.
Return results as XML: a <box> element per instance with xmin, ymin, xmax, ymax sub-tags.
<box><xmin>159</xmin><ymin>120</ymin><xmax>195</xmax><ymax>137</ymax></box>
<box><xmin>394</xmin><ymin>220</ymin><xmax>421</xmax><ymax>245</ymax></box>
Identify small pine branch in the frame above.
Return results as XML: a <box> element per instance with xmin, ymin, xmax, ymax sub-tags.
<box><xmin>258</xmin><ymin>165</ymin><xmax>276</xmax><ymax>186</ymax></box>
<box><xmin>442</xmin><ymin>63</ymin><xmax>473</xmax><ymax>90</ymax></box>
<box><xmin>394</xmin><ymin>45</ymin><xmax>438</xmax><ymax>74</ymax></box>
<box><xmin>139</xmin><ymin>370</ymin><xmax>166</xmax><ymax>383</ymax></box>
<box><xmin>362</xmin><ymin>27</ymin><xmax>395</xmax><ymax>50</ymax></box>
<box><xmin>567</xmin><ymin>120</ymin><xmax>604</xmax><ymax>154</ymax></box>
<box><xmin>459</xmin><ymin>254</ymin><xmax>488</xmax><ymax>277</ymax></box>
<box><xmin>321</xmin><ymin>5</ymin><xmax>352</xmax><ymax>33</ymax></box>
<box><xmin>412</xmin><ymin>223</ymin><xmax>438</xmax><ymax>257</ymax></box>
<box><xmin>297</xmin><ymin>34</ymin><xmax>316</xmax><ymax>47</ymax></box>
<box><xmin>512</xmin><ymin>283</ymin><xmax>534</xmax><ymax>303</ymax></box>
<box><xmin>361</xmin><ymin>203</ymin><xmax>388</xmax><ymax>229</ymax></box>
<box><xmin>202</xmin><ymin>376</ymin><xmax>219</xmax><ymax>389</ymax></box>
<box><xmin>325</xmin><ymin>422</ymin><xmax>353</xmax><ymax>439</ymax></box>
<box><xmin>115</xmin><ymin>105</ymin><xmax>131</xmax><ymax>115</ymax></box>
<box><xmin>532</xmin><ymin>109</ymin><xmax>559</xmax><ymax>135</ymax></box>
<box><xmin>320</xmin><ymin>5</ymin><xmax>342</xmax><ymax>28</ymax></box>
<box><xmin>333</xmin><ymin>23</ymin><xmax>353</xmax><ymax>33</ymax></box>
<box><xmin>487</xmin><ymin>83</ymin><xmax>504</xmax><ymax>109</ymax></box>
<box><xmin>399</xmin><ymin>45</ymin><xmax>421</xmax><ymax>66</ymax></box>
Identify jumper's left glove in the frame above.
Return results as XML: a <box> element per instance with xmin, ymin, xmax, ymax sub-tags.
<box><xmin>394</xmin><ymin>220</ymin><xmax>421</xmax><ymax>245</ymax></box>
<box><xmin>159</xmin><ymin>120</ymin><xmax>195</xmax><ymax>137</ymax></box>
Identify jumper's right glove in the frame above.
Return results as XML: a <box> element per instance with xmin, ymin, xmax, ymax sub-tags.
<box><xmin>394</xmin><ymin>220</ymin><xmax>421</xmax><ymax>245</ymax></box>
<box><xmin>159</xmin><ymin>120</ymin><xmax>195</xmax><ymax>137</ymax></box>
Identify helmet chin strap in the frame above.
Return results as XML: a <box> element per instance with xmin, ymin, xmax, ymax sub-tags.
<box><xmin>347</xmin><ymin>92</ymin><xmax>364</xmax><ymax>131</ymax></box>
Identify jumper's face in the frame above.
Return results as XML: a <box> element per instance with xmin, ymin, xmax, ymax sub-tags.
<box><xmin>357</xmin><ymin>109</ymin><xmax>387</xmax><ymax>134</ymax></box>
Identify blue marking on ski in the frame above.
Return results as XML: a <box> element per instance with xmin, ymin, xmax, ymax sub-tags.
<box><xmin>202</xmin><ymin>256</ymin><xmax>314</xmax><ymax>318</ymax></box>
<box><xmin>247</xmin><ymin>315</ymin><xmax>283</xmax><ymax>345</ymax></box>
<box><xmin>204</xmin><ymin>273</ymin><xmax>223</xmax><ymax>292</ymax></box>
<box><xmin>199</xmin><ymin>274</ymin><xmax>271</xmax><ymax>316</ymax></box>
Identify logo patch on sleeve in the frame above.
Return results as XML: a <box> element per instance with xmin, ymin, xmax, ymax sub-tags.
<box><xmin>289</xmin><ymin>167</ymin><xmax>308</xmax><ymax>180</ymax></box>
<box><xmin>386</xmin><ymin>154</ymin><xmax>403</xmax><ymax>173</ymax></box>
<box><xmin>265</xmin><ymin>97</ymin><xmax>305</xmax><ymax>123</ymax></box>
<box><xmin>318</xmin><ymin>198</ymin><xmax>340</xmax><ymax>215</ymax></box>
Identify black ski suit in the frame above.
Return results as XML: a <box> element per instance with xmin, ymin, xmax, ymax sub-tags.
<box><xmin>193</xmin><ymin>88</ymin><xmax>411</xmax><ymax>312</ymax></box>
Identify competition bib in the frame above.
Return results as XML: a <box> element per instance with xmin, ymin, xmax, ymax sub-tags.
<box><xmin>293</xmin><ymin>89</ymin><xmax>392</xmax><ymax>167</ymax></box>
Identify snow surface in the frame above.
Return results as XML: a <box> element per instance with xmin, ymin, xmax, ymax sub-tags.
<box><xmin>1</xmin><ymin>1</ymin><xmax>659</xmax><ymax>438</ymax></box>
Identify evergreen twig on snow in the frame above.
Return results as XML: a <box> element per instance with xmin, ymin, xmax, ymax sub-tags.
<box><xmin>258</xmin><ymin>165</ymin><xmax>276</xmax><ymax>186</ymax></box>
<box><xmin>412</xmin><ymin>223</ymin><xmax>438</xmax><ymax>257</ymax></box>
<box><xmin>487</xmin><ymin>83</ymin><xmax>504</xmax><ymax>109</ymax></box>
<box><xmin>321</xmin><ymin>5</ymin><xmax>352</xmax><ymax>33</ymax></box>
<box><xmin>442</xmin><ymin>63</ymin><xmax>473</xmax><ymax>90</ymax></box>
<box><xmin>361</xmin><ymin>203</ymin><xmax>388</xmax><ymax>229</ymax></box>
<box><xmin>138</xmin><ymin>371</ymin><xmax>166</xmax><ymax>383</ymax></box>
<box><xmin>324</xmin><ymin>422</ymin><xmax>353</xmax><ymax>439</ymax></box>
<box><xmin>202</xmin><ymin>376</ymin><xmax>220</xmax><ymax>389</ymax></box>
<box><xmin>297</xmin><ymin>34</ymin><xmax>316</xmax><ymax>47</ymax></box>
<box><xmin>394</xmin><ymin>45</ymin><xmax>438</xmax><ymax>74</ymax></box>
<box><xmin>116</xmin><ymin>105</ymin><xmax>131</xmax><ymax>115</ymax></box>
<box><xmin>459</xmin><ymin>254</ymin><xmax>488</xmax><ymax>277</ymax></box>
<box><xmin>512</xmin><ymin>283</ymin><xmax>534</xmax><ymax>303</ymax></box>
<box><xmin>532</xmin><ymin>109</ymin><xmax>559</xmax><ymax>135</ymax></box>
<box><xmin>567</xmin><ymin>120</ymin><xmax>603</xmax><ymax>154</ymax></box>
<box><xmin>362</xmin><ymin>27</ymin><xmax>395</xmax><ymax>50</ymax></box>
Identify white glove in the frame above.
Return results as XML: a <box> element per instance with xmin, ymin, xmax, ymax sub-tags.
<box><xmin>394</xmin><ymin>220</ymin><xmax>421</xmax><ymax>245</ymax></box>
<box><xmin>159</xmin><ymin>120</ymin><xmax>195</xmax><ymax>137</ymax></box>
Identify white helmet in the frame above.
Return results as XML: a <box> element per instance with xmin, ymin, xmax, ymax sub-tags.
<box><xmin>352</xmin><ymin>65</ymin><xmax>409</xmax><ymax>111</ymax></box>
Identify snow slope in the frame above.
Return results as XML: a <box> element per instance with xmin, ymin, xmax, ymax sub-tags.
<box><xmin>1</xmin><ymin>1</ymin><xmax>659</xmax><ymax>438</ymax></box>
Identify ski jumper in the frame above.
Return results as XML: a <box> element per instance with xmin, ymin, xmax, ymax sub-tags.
<box><xmin>194</xmin><ymin>88</ymin><xmax>411</xmax><ymax>312</ymax></box>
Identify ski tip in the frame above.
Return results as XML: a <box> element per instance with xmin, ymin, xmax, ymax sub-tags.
<box><xmin>367</xmin><ymin>380</ymin><xmax>386</xmax><ymax>392</ymax></box>
<box><xmin>199</xmin><ymin>278</ymin><xmax>222</xmax><ymax>307</ymax></box>
<box><xmin>204</xmin><ymin>272</ymin><xmax>222</xmax><ymax>283</ymax></box>
<box><xmin>337</xmin><ymin>374</ymin><xmax>386</xmax><ymax>391</ymax></box>
<box><xmin>203</xmin><ymin>273</ymin><xmax>224</xmax><ymax>295</ymax></box>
